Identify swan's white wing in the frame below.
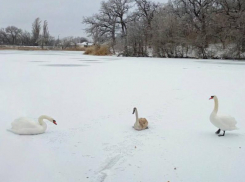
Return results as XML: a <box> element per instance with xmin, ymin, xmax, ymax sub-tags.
<box><xmin>11</xmin><ymin>117</ymin><xmax>39</xmax><ymax>129</ymax></box>
<box><xmin>217</xmin><ymin>114</ymin><xmax>238</xmax><ymax>129</ymax></box>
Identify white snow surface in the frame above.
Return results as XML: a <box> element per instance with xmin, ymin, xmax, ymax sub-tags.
<box><xmin>0</xmin><ymin>50</ymin><xmax>245</xmax><ymax>182</ymax></box>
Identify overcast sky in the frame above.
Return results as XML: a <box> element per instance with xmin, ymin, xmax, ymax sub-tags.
<box><xmin>0</xmin><ymin>0</ymin><xmax>168</xmax><ymax>39</ymax></box>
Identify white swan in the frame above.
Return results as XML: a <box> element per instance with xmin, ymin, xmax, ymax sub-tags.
<box><xmin>9</xmin><ymin>115</ymin><xmax>57</xmax><ymax>135</ymax></box>
<box><xmin>132</xmin><ymin>107</ymin><xmax>148</xmax><ymax>130</ymax></box>
<box><xmin>209</xmin><ymin>95</ymin><xmax>238</xmax><ymax>136</ymax></box>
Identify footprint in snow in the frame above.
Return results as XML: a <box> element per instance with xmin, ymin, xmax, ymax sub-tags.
<box><xmin>95</xmin><ymin>155</ymin><xmax>122</xmax><ymax>182</ymax></box>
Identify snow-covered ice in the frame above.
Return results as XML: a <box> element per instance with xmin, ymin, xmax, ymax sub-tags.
<box><xmin>0</xmin><ymin>50</ymin><xmax>245</xmax><ymax>182</ymax></box>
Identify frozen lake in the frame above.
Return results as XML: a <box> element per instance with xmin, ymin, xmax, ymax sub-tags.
<box><xmin>0</xmin><ymin>50</ymin><xmax>245</xmax><ymax>182</ymax></box>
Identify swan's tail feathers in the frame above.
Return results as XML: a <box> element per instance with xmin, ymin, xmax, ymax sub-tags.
<box><xmin>7</xmin><ymin>128</ymin><xmax>21</xmax><ymax>134</ymax></box>
<box><xmin>7</xmin><ymin>128</ymin><xmax>14</xmax><ymax>133</ymax></box>
<box><xmin>230</xmin><ymin>126</ymin><xmax>239</xmax><ymax>130</ymax></box>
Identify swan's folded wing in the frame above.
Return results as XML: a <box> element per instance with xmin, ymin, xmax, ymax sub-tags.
<box><xmin>218</xmin><ymin>114</ymin><xmax>237</xmax><ymax>127</ymax></box>
<box><xmin>11</xmin><ymin>117</ymin><xmax>38</xmax><ymax>129</ymax></box>
<box><xmin>139</xmin><ymin>118</ymin><xmax>148</xmax><ymax>127</ymax></box>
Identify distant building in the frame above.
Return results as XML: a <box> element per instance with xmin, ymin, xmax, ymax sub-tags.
<box><xmin>78</xmin><ymin>42</ymin><xmax>93</xmax><ymax>47</ymax></box>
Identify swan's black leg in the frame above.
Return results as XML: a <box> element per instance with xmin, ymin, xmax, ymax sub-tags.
<box><xmin>218</xmin><ymin>131</ymin><xmax>225</xmax><ymax>137</ymax></box>
<box><xmin>215</xmin><ymin>129</ymin><xmax>221</xmax><ymax>134</ymax></box>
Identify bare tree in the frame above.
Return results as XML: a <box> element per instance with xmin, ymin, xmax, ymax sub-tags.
<box><xmin>60</xmin><ymin>37</ymin><xmax>75</xmax><ymax>49</ymax></box>
<box><xmin>5</xmin><ymin>26</ymin><xmax>22</xmax><ymax>45</ymax></box>
<box><xmin>20</xmin><ymin>31</ymin><xmax>32</xmax><ymax>45</ymax></box>
<box><xmin>0</xmin><ymin>28</ymin><xmax>11</xmax><ymax>45</ymax></box>
<box><xmin>127</xmin><ymin>19</ymin><xmax>146</xmax><ymax>56</ymax></box>
<box><xmin>173</xmin><ymin>0</ymin><xmax>216</xmax><ymax>58</ymax></box>
<box><xmin>80</xmin><ymin>37</ymin><xmax>88</xmax><ymax>43</ymax></box>
<box><xmin>83</xmin><ymin>14</ymin><xmax>113</xmax><ymax>45</ymax></box>
<box><xmin>215</xmin><ymin>0</ymin><xmax>245</xmax><ymax>58</ymax></box>
<box><xmin>110</xmin><ymin>0</ymin><xmax>133</xmax><ymax>55</ymax></box>
<box><xmin>83</xmin><ymin>1</ymin><xmax>119</xmax><ymax>53</ymax></box>
<box><xmin>135</xmin><ymin>0</ymin><xmax>158</xmax><ymax>49</ymax></box>
<box><xmin>32</xmin><ymin>18</ymin><xmax>42</xmax><ymax>46</ymax></box>
<box><xmin>83</xmin><ymin>0</ymin><xmax>132</xmax><ymax>55</ymax></box>
<box><xmin>40</xmin><ymin>20</ymin><xmax>50</xmax><ymax>48</ymax></box>
<box><xmin>151</xmin><ymin>3</ymin><xmax>190</xmax><ymax>58</ymax></box>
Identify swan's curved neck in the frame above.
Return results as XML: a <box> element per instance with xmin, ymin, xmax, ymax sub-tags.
<box><xmin>38</xmin><ymin>115</ymin><xmax>50</xmax><ymax>129</ymax></box>
<box><xmin>213</xmin><ymin>97</ymin><xmax>219</xmax><ymax>113</ymax></box>
<box><xmin>134</xmin><ymin>109</ymin><xmax>139</xmax><ymax>122</ymax></box>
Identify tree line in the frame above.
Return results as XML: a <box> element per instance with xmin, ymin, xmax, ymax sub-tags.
<box><xmin>83</xmin><ymin>0</ymin><xmax>245</xmax><ymax>59</ymax></box>
<box><xmin>0</xmin><ymin>18</ymin><xmax>88</xmax><ymax>49</ymax></box>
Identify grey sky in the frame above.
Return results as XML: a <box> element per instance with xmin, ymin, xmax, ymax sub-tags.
<box><xmin>0</xmin><ymin>0</ymin><xmax>168</xmax><ymax>39</ymax></box>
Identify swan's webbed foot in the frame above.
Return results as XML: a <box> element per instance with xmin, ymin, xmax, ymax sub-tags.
<box><xmin>218</xmin><ymin>131</ymin><xmax>225</xmax><ymax>137</ymax></box>
<box><xmin>215</xmin><ymin>129</ymin><xmax>221</xmax><ymax>134</ymax></box>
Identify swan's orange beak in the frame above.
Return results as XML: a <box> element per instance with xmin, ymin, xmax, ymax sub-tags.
<box><xmin>209</xmin><ymin>96</ymin><xmax>214</xmax><ymax>100</ymax></box>
<box><xmin>53</xmin><ymin>120</ymin><xmax>57</xmax><ymax>125</ymax></box>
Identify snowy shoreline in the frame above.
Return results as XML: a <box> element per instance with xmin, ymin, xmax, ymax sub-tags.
<box><xmin>1</xmin><ymin>45</ymin><xmax>245</xmax><ymax>60</ymax></box>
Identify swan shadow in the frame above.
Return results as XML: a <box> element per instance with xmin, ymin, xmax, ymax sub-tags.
<box><xmin>6</xmin><ymin>129</ymin><xmax>43</xmax><ymax>136</ymax></box>
<box><xmin>131</xmin><ymin>126</ymin><xmax>150</xmax><ymax>132</ymax></box>
<box><xmin>221</xmin><ymin>133</ymin><xmax>243</xmax><ymax>138</ymax></box>
<box><xmin>201</xmin><ymin>131</ymin><xmax>243</xmax><ymax>138</ymax></box>
<box><xmin>29</xmin><ymin>61</ymin><xmax>50</xmax><ymax>63</ymax></box>
<box><xmin>41</xmin><ymin>64</ymin><xmax>89</xmax><ymax>67</ymax></box>
<box><xmin>217</xmin><ymin>62</ymin><xmax>245</xmax><ymax>65</ymax></box>
<box><xmin>196</xmin><ymin>61</ymin><xmax>245</xmax><ymax>65</ymax></box>
<box><xmin>70</xmin><ymin>58</ymin><xmax>86</xmax><ymax>59</ymax></box>
<box><xmin>84</xmin><ymin>62</ymin><xmax>104</xmax><ymax>64</ymax></box>
<box><xmin>78</xmin><ymin>59</ymin><xmax>100</xmax><ymax>62</ymax></box>
<box><xmin>101</xmin><ymin>58</ymin><xmax>120</xmax><ymax>61</ymax></box>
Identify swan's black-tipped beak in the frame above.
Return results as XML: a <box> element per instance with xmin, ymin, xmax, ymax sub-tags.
<box><xmin>132</xmin><ymin>108</ymin><xmax>135</xmax><ymax>114</ymax></box>
<box><xmin>209</xmin><ymin>96</ymin><xmax>214</xmax><ymax>100</ymax></box>
<box><xmin>53</xmin><ymin>120</ymin><xmax>57</xmax><ymax>125</ymax></box>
